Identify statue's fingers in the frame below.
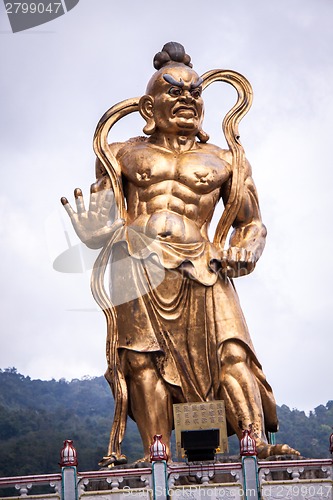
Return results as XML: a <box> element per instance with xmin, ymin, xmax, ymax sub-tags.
<box><xmin>101</xmin><ymin>189</ymin><xmax>115</xmax><ymax>207</ymax></box>
<box><xmin>237</xmin><ymin>248</ymin><xmax>247</xmax><ymax>262</ymax></box>
<box><xmin>89</xmin><ymin>185</ymin><xmax>114</xmax><ymax>214</ymax></box>
<box><xmin>61</xmin><ymin>197</ymin><xmax>76</xmax><ymax>219</ymax></box>
<box><xmin>245</xmin><ymin>250</ymin><xmax>253</xmax><ymax>262</ymax></box>
<box><xmin>100</xmin><ymin>190</ymin><xmax>115</xmax><ymax>217</ymax></box>
<box><xmin>89</xmin><ymin>181</ymin><xmax>108</xmax><ymax>212</ymax></box>
<box><xmin>227</xmin><ymin>246</ymin><xmax>239</xmax><ymax>263</ymax></box>
<box><xmin>245</xmin><ymin>251</ymin><xmax>256</xmax><ymax>273</ymax></box>
<box><xmin>88</xmin><ymin>190</ymin><xmax>98</xmax><ymax>213</ymax></box>
<box><xmin>221</xmin><ymin>250</ymin><xmax>229</xmax><ymax>268</ymax></box>
<box><xmin>74</xmin><ymin>188</ymin><xmax>86</xmax><ymax>214</ymax></box>
<box><xmin>104</xmin><ymin>189</ymin><xmax>115</xmax><ymax>203</ymax></box>
<box><xmin>90</xmin><ymin>177</ymin><xmax>105</xmax><ymax>193</ymax></box>
<box><xmin>95</xmin><ymin>190</ymin><xmax>115</xmax><ymax>220</ymax></box>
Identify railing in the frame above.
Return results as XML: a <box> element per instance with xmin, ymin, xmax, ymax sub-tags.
<box><xmin>0</xmin><ymin>473</ymin><xmax>61</xmax><ymax>500</ymax></box>
<box><xmin>258</xmin><ymin>458</ymin><xmax>333</xmax><ymax>500</ymax></box>
<box><xmin>77</xmin><ymin>467</ymin><xmax>153</xmax><ymax>500</ymax></box>
<box><xmin>167</xmin><ymin>462</ymin><xmax>244</xmax><ymax>499</ymax></box>
<box><xmin>1</xmin><ymin>458</ymin><xmax>332</xmax><ymax>500</ymax></box>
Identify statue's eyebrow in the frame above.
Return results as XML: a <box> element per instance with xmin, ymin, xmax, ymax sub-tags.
<box><xmin>163</xmin><ymin>74</ymin><xmax>184</xmax><ymax>87</ymax></box>
<box><xmin>191</xmin><ymin>77</ymin><xmax>203</xmax><ymax>89</ymax></box>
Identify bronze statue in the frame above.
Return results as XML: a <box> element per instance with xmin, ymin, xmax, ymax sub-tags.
<box><xmin>61</xmin><ymin>42</ymin><xmax>299</xmax><ymax>464</ymax></box>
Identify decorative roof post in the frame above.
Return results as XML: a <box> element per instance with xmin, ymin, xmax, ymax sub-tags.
<box><xmin>150</xmin><ymin>435</ymin><xmax>167</xmax><ymax>500</ymax></box>
<box><xmin>150</xmin><ymin>434</ymin><xmax>168</xmax><ymax>462</ymax></box>
<box><xmin>330</xmin><ymin>428</ymin><xmax>333</xmax><ymax>455</ymax></box>
<box><xmin>240</xmin><ymin>428</ymin><xmax>257</xmax><ymax>457</ymax></box>
<box><xmin>240</xmin><ymin>427</ymin><xmax>260</xmax><ymax>500</ymax></box>
<box><xmin>59</xmin><ymin>440</ymin><xmax>78</xmax><ymax>500</ymax></box>
<box><xmin>60</xmin><ymin>440</ymin><xmax>78</xmax><ymax>467</ymax></box>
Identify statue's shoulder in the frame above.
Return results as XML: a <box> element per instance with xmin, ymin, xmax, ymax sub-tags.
<box><xmin>95</xmin><ymin>138</ymin><xmax>148</xmax><ymax>178</ymax></box>
<box><xmin>109</xmin><ymin>136</ymin><xmax>149</xmax><ymax>157</ymax></box>
<box><xmin>198</xmin><ymin>143</ymin><xmax>233</xmax><ymax>169</ymax></box>
<box><xmin>201</xmin><ymin>145</ymin><xmax>253</xmax><ymax>179</ymax></box>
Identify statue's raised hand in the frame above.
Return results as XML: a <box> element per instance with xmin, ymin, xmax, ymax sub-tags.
<box><xmin>61</xmin><ymin>178</ymin><xmax>124</xmax><ymax>249</ymax></box>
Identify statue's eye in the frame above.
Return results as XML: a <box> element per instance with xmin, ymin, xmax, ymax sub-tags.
<box><xmin>168</xmin><ymin>87</ymin><xmax>182</xmax><ymax>97</ymax></box>
<box><xmin>190</xmin><ymin>88</ymin><xmax>202</xmax><ymax>99</ymax></box>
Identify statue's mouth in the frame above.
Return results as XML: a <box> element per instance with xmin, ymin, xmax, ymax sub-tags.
<box><xmin>173</xmin><ymin>106</ymin><xmax>197</xmax><ymax>117</ymax></box>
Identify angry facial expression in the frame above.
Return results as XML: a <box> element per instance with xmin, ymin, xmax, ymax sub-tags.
<box><xmin>147</xmin><ymin>65</ymin><xmax>204</xmax><ymax>136</ymax></box>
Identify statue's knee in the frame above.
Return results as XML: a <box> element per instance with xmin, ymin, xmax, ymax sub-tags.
<box><xmin>124</xmin><ymin>350</ymin><xmax>154</xmax><ymax>373</ymax></box>
<box><xmin>222</xmin><ymin>341</ymin><xmax>247</xmax><ymax>366</ymax></box>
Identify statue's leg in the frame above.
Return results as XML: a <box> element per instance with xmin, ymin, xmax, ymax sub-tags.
<box><xmin>121</xmin><ymin>349</ymin><xmax>173</xmax><ymax>460</ymax></box>
<box><xmin>220</xmin><ymin>340</ymin><xmax>299</xmax><ymax>458</ymax></box>
<box><xmin>220</xmin><ymin>340</ymin><xmax>265</xmax><ymax>439</ymax></box>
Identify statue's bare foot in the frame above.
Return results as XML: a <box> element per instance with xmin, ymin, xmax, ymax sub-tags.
<box><xmin>256</xmin><ymin>441</ymin><xmax>300</xmax><ymax>459</ymax></box>
<box><xmin>134</xmin><ymin>455</ymin><xmax>151</xmax><ymax>464</ymax></box>
<box><xmin>98</xmin><ymin>453</ymin><xmax>127</xmax><ymax>468</ymax></box>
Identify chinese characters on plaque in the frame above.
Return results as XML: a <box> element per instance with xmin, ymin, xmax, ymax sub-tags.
<box><xmin>173</xmin><ymin>401</ymin><xmax>228</xmax><ymax>459</ymax></box>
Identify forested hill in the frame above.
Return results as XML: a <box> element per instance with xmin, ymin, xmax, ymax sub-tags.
<box><xmin>0</xmin><ymin>368</ymin><xmax>332</xmax><ymax>477</ymax></box>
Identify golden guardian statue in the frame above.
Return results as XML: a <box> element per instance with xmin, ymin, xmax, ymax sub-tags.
<box><xmin>62</xmin><ymin>42</ymin><xmax>299</xmax><ymax>465</ymax></box>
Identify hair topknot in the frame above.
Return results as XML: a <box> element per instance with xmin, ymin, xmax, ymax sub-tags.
<box><xmin>153</xmin><ymin>42</ymin><xmax>192</xmax><ymax>70</ymax></box>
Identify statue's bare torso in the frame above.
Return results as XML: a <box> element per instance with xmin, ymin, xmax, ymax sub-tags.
<box><xmin>111</xmin><ymin>139</ymin><xmax>231</xmax><ymax>243</ymax></box>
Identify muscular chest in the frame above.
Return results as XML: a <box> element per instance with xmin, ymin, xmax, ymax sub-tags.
<box><xmin>120</xmin><ymin>145</ymin><xmax>230</xmax><ymax>194</ymax></box>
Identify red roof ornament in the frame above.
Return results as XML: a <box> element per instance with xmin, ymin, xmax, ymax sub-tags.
<box><xmin>240</xmin><ymin>427</ymin><xmax>257</xmax><ymax>456</ymax></box>
<box><xmin>59</xmin><ymin>439</ymin><xmax>78</xmax><ymax>467</ymax></box>
<box><xmin>150</xmin><ymin>434</ymin><xmax>168</xmax><ymax>462</ymax></box>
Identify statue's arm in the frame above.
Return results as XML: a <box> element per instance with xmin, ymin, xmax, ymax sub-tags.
<box><xmin>61</xmin><ymin>143</ymin><xmax>125</xmax><ymax>249</ymax></box>
<box><xmin>220</xmin><ymin>157</ymin><xmax>267</xmax><ymax>277</ymax></box>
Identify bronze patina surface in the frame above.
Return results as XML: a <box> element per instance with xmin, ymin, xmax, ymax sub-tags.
<box><xmin>61</xmin><ymin>42</ymin><xmax>299</xmax><ymax>465</ymax></box>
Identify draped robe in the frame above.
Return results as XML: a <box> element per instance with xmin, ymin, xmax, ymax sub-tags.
<box><xmin>108</xmin><ymin>226</ymin><xmax>278</xmax><ymax>433</ymax></box>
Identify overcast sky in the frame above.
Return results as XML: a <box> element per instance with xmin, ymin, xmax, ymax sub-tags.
<box><xmin>0</xmin><ymin>0</ymin><xmax>332</xmax><ymax>414</ymax></box>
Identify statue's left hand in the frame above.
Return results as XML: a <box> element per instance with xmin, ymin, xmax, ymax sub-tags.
<box><xmin>61</xmin><ymin>181</ymin><xmax>124</xmax><ymax>249</ymax></box>
<box><xmin>221</xmin><ymin>247</ymin><xmax>256</xmax><ymax>278</ymax></box>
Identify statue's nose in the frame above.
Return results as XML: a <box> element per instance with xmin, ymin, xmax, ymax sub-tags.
<box><xmin>181</xmin><ymin>91</ymin><xmax>194</xmax><ymax>104</ymax></box>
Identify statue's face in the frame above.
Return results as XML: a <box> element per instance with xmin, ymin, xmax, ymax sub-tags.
<box><xmin>148</xmin><ymin>65</ymin><xmax>204</xmax><ymax>136</ymax></box>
